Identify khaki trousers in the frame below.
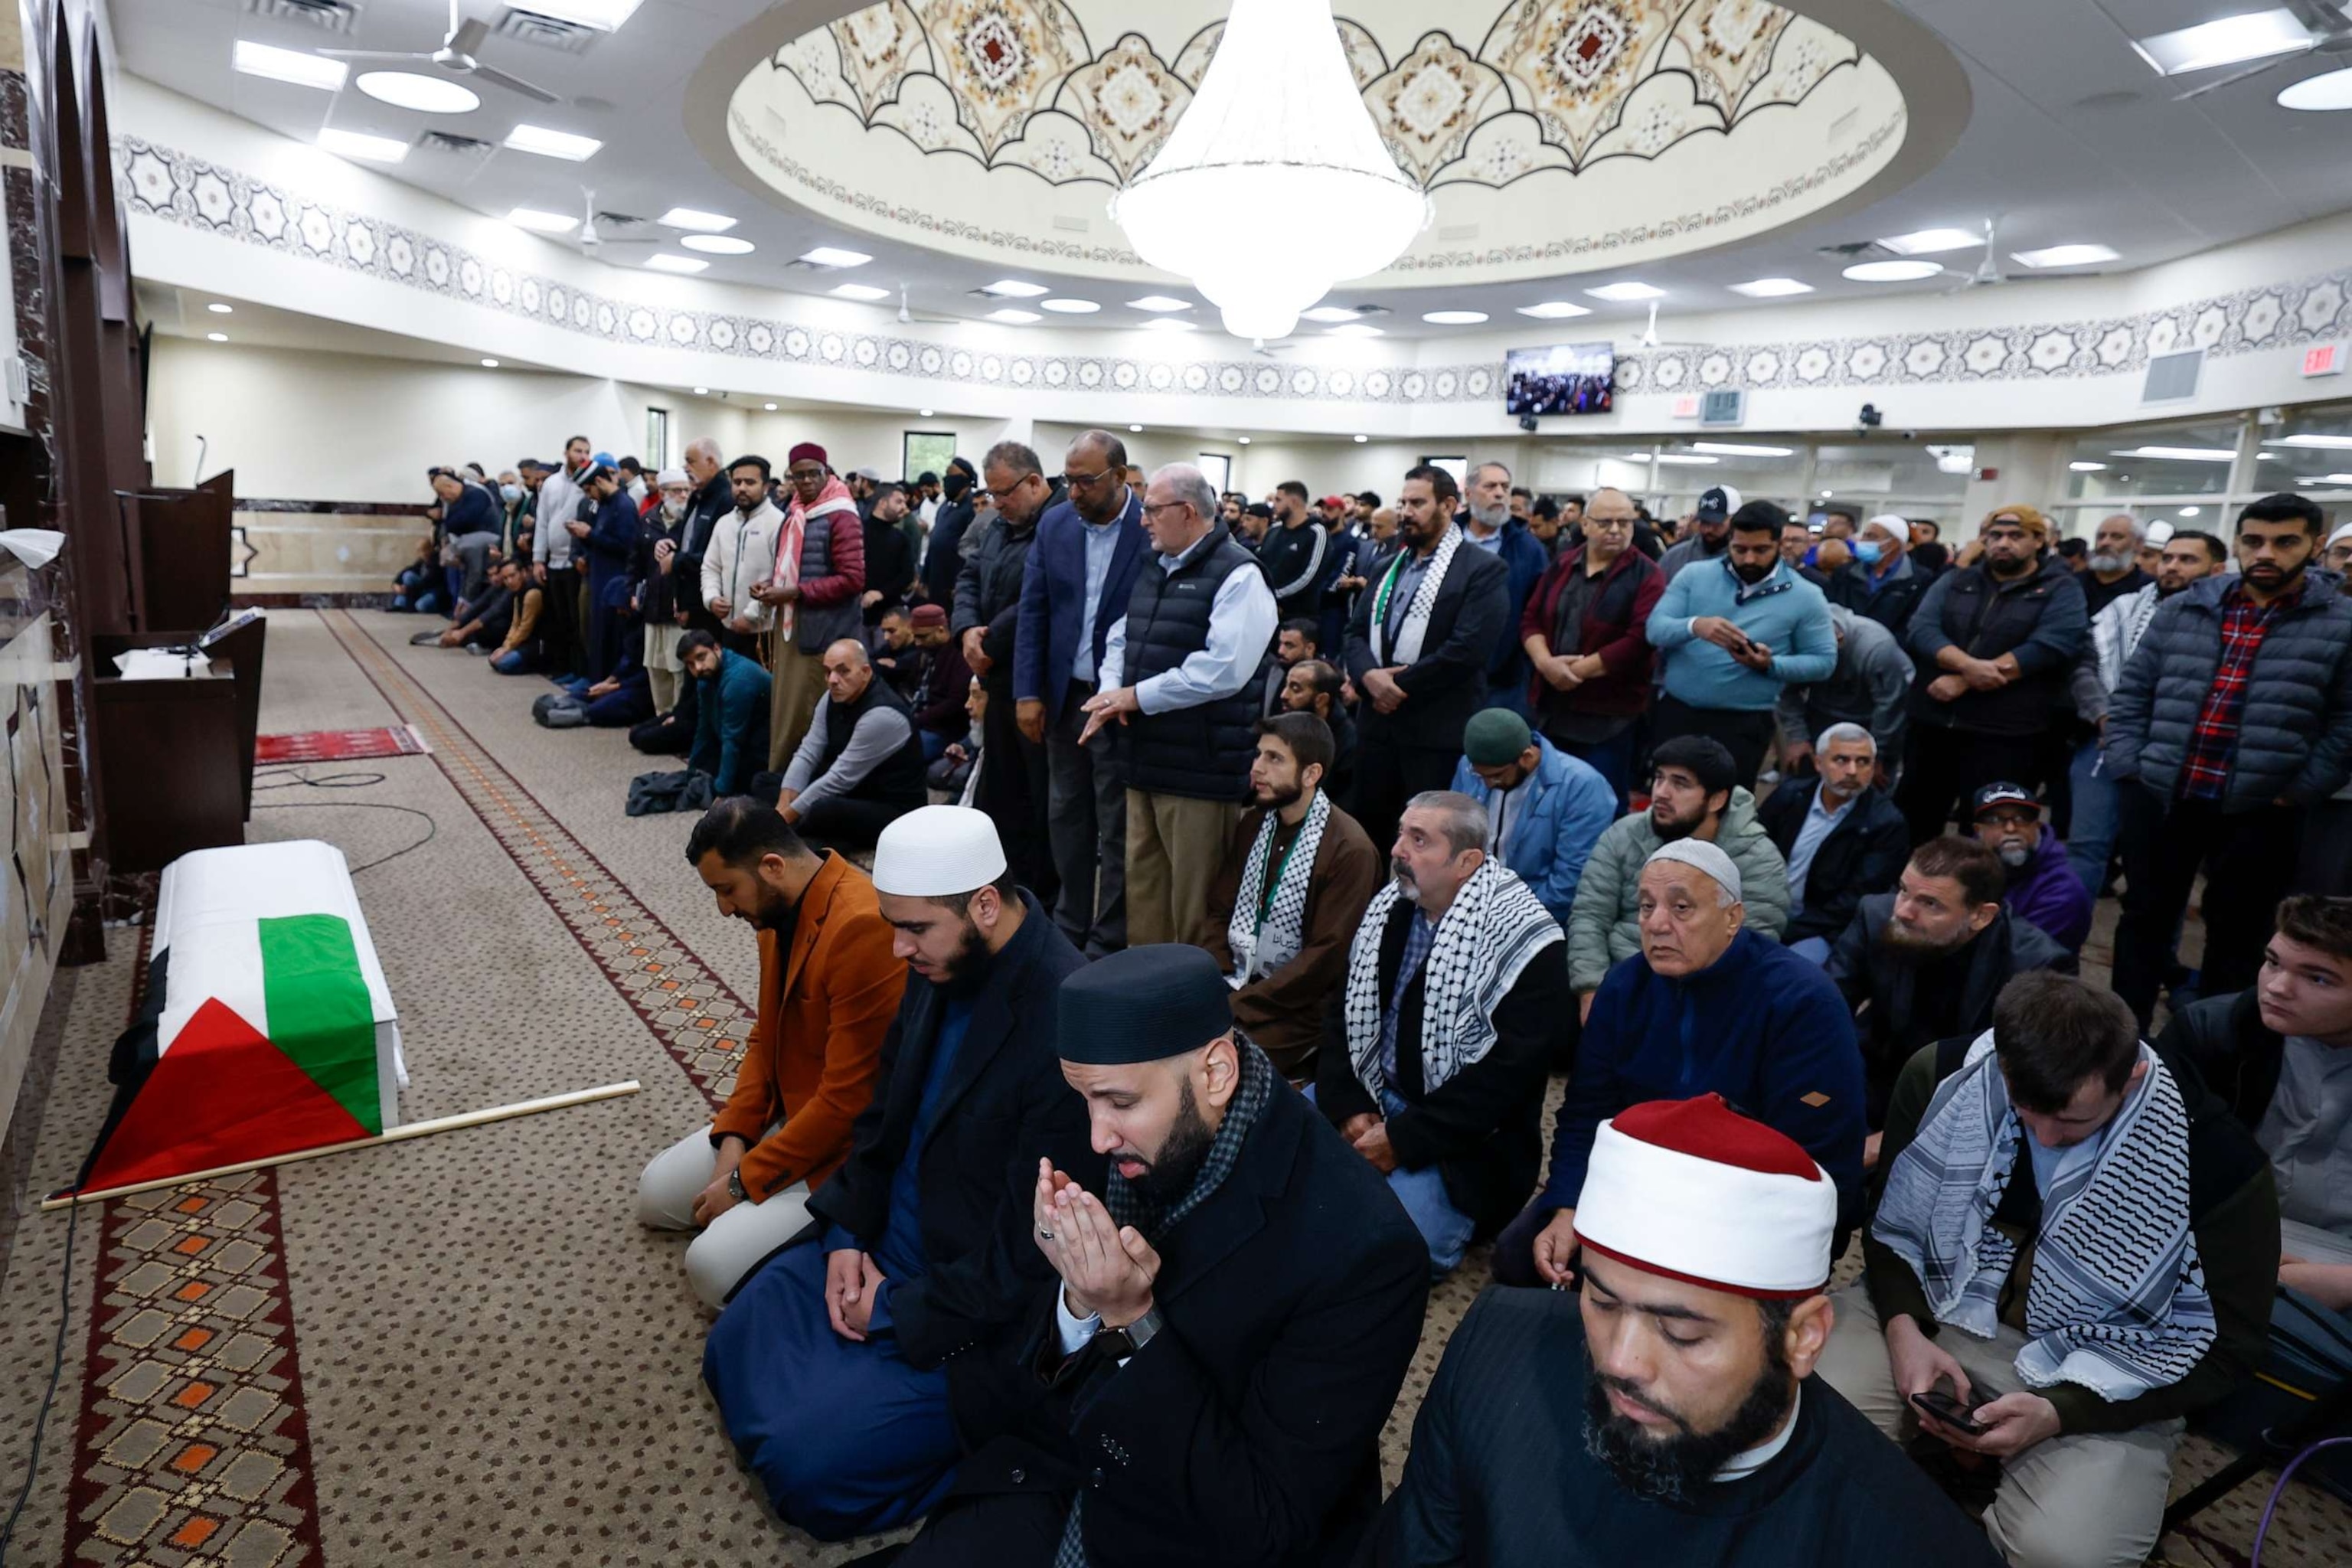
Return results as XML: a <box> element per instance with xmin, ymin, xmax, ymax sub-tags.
<box><xmin>768</xmin><ymin>639</ymin><xmax>825</xmax><ymax>773</ymax></box>
<box><xmin>1125</xmin><ymin>789</ymin><xmax>1240</xmax><ymax>948</ymax></box>
<box><xmin>1812</xmin><ymin>1285</ymin><xmax>2182</xmax><ymax>1568</ymax></box>
<box><xmin>636</xmin><ymin>1125</ymin><xmax>811</xmax><ymax>1310</ymax></box>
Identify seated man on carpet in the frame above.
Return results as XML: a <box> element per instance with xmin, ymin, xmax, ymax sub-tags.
<box><xmin>681</xmin><ymin>629</ymin><xmax>773</xmax><ymax>800</ymax></box>
<box><xmin>776</xmin><ymin>638</ymin><xmax>927</xmax><ymax>851</ymax></box>
<box><xmin>1198</xmin><ymin>713</ymin><xmax>1382</xmax><ymax>1081</ymax></box>
<box><xmin>432</xmin><ymin>559</ymin><xmax>517</xmax><ymax>652</ymax></box>
<box><xmin>1491</xmin><ymin>840</ymin><xmax>1865</xmax><ymax>1290</ymax></box>
<box><xmin>1816</xmin><ymin>972</ymin><xmax>2277</xmax><ymax>1568</ymax></box>
<box><xmin>1314</xmin><ymin>790</ymin><xmax>1568</xmax><ymax>1277</ymax></box>
<box><xmin>2161</xmin><ymin>894</ymin><xmax>2352</xmax><ymax>1314</ymax></box>
<box><xmin>1969</xmin><ymin>782</ymin><xmax>2094</xmax><ymax>957</ymax></box>
<box><xmin>889</xmin><ymin>945</ymin><xmax>1427</xmax><ymax>1566</ymax></box>
<box><xmin>1446</xmin><ymin>707</ymin><xmax>1617</xmax><ymax>930</ymax></box>
<box><xmin>1756</xmin><ymin>722</ymin><xmax>1908</xmax><ymax>965</ymax></box>
<box><xmin>635</xmin><ymin>799</ymin><xmax>903</xmax><ymax>1308</ymax></box>
<box><xmin>905</xmin><ymin>604</ymin><xmax>973</xmax><ymax>765</ymax></box>
<box><xmin>702</xmin><ymin>807</ymin><xmax>1096</xmax><ymax>1540</ymax></box>
<box><xmin>1825</xmin><ymin>836</ymin><xmax>2076</xmax><ymax>1136</ymax></box>
<box><xmin>1376</xmin><ymin>1096</ymin><xmax>1998</xmax><ymax>1568</ymax></box>
<box><xmin>488</xmin><ymin>559</ymin><xmax>544</xmax><ymax>674</ymax></box>
<box><xmin>1568</xmin><ymin>735</ymin><xmax>1792</xmax><ymax>1021</ymax></box>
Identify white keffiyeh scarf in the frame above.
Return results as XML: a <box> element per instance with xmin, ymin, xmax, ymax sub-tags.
<box><xmin>1873</xmin><ymin>1033</ymin><xmax>2218</xmax><ymax>1400</ymax></box>
<box><xmin>1367</xmin><ymin>524</ymin><xmax>1463</xmax><ymax>667</ymax></box>
<box><xmin>1225</xmin><ymin>792</ymin><xmax>1331</xmax><ymax>985</ymax></box>
<box><xmin>1343</xmin><ymin>858</ymin><xmax>1560</xmax><ymax>1099</ymax></box>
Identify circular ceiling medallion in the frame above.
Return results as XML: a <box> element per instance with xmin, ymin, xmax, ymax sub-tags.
<box><xmin>692</xmin><ymin>0</ymin><xmax>1968</xmax><ymax>291</ymax></box>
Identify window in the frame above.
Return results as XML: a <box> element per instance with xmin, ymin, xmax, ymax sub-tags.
<box><xmin>903</xmin><ymin>430</ymin><xmax>956</xmax><ymax>486</ymax></box>
<box><xmin>2064</xmin><ymin>414</ymin><xmax>2243</xmax><ymax>503</ymax></box>
<box><xmin>1197</xmin><ymin>452</ymin><xmax>1232</xmax><ymax>494</ymax></box>
<box><xmin>645</xmin><ymin>406</ymin><xmax>670</xmax><ymax>470</ymax></box>
<box><xmin>1421</xmin><ymin>455</ymin><xmax>1468</xmax><ymax>487</ymax></box>
<box><xmin>2252</xmin><ymin>400</ymin><xmax>2352</xmax><ymax>500</ymax></box>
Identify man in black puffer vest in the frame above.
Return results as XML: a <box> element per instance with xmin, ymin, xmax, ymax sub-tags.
<box><xmin>1082</xmin><ymin>462</ymin><xmax>1279</xmax><ymax>946</ymax></box>
<box><xmin>776</xmin><ymin>638</ymin><xmax>929</xmax><ymax>852</ymax></box>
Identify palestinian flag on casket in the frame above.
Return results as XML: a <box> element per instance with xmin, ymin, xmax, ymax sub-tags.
<box><xmin>79</xmin><ymin>839</ymin><xmax>405</xmax><ymax>1193</ymax></box>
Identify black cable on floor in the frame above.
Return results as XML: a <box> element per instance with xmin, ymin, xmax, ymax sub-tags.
<box><xmin>0</xmin><ymin>1195</ymin><xmax>80</xmax><ymax>1564</ymax></box>
<box><xmin>250</xmin><ymin>767</ymin><xmax>439</xmax><ymax>873</ymax></box>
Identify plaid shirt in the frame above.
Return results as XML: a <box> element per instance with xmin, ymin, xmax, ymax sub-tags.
<box><xmin>2178</xmin><ymin>580</ymin><xmax>2302</xmax><ymax>802</ymax></box>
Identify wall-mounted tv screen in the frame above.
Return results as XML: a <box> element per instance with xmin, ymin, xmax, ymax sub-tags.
<box><xmin>1505</xmin><ymin>341</ymin><xmax>1615</xmax><ymax>416</ymax></box>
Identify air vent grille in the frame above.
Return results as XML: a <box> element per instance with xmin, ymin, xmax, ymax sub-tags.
<box><xmin>2143</xmin><ymin>348</ymin><xmax>2204</xmax><ymax>404</ymax></box>
<box><xmin>419</xmin><ymin>130</ymin><xmax>496</xmax><ymax>158</ymax></box>
<box><xmin>497</xmin><ymin>8</ymin><xmax>602</xmax><ymax>53</ymax></box>
<box><xmin>244</xmin><ymin>0</ymin><xmax>364</xmax><ymax>34</ymax></box>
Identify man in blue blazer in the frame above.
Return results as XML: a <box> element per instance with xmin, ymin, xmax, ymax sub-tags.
<box><xmin>1013</xmin><ymin>430</ymin><xmax>1148</xmax><ymax>956</ymax></box>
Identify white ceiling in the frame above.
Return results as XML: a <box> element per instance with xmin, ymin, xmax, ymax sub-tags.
<box><xmin>113</xmin><ymin>0</ymin><xmax>2352</xmax><ymax>341</ymax></box>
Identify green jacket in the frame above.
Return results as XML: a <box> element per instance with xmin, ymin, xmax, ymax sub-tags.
<box><xmin>1563</xmin><ymin>788</ymin><xmax>1792</xmax><ymax>992</ymax></box>
<box><xmin>1861</xmin><ymin>1039</ymin><xmax>2277</xmax><ymax>1436</ymax></box>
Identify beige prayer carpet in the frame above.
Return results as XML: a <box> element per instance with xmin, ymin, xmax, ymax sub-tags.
<box><xmin>0</xmin><ymin>606</ymin><xmax>2344</xmax><ymax>1567</ymax></box>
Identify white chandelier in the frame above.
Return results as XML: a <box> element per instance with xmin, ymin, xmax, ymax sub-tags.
<box><xmin>1109</xmin><ymin>0</ymin><xmax>1429</xmax><ymax>342</ymax></box>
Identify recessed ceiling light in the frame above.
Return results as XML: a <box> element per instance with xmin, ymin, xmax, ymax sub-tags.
<box><xmin>1877</xmin><ymin>227</ymin><xmax>1981</xmax><ymax>256</ymax></box>
<box><xmin>1690</xmin><ymin>442</ymin><xmax>1794</xmax><ymax>457</ymax></box>
<box><xmin>1326</xmin><ymin>323</ymin><xmax>1383</xmax><ymax>338</ymax></box>
<box><xmin>2275</xmin><ymin>433</ymin><xmax>2352</xmax><ymax>448</ymax></box>
<box><xmin>1843</xmin><ymin>259</ymin><xmax>1942</xmax><ymax>283</ymax></box>
<box><xmin>763</xmin><ymin>401</ymin><xmax>778</xmax><ymax>410</ymax></box>
<box><xmin>645</xmin><ymin>253</ymin><xmax>708</xmax><ymax>274</ymax></box>
<box><xmin>1516</xmin><ymin>301</ymin><xmax>1592</xmax><ymax>319</ymax></box>
<box><xmin>317</xmin><ymin>127</ymin><xmax>409</xmax><ymax>163</ymax></box>
<box><xmin>1423</xmin><ymin>310</ymin><xmax>1488</xmax><ymax>325</ymax></box>
<box><xmin>2280</xmin><ymin>65</ymin><xmax>2352</xmax><ymax>109</ymax></box>
<box><xmin>206</xmin><ymin>332</ymin><xmax>229</xmax><ymax>342</ymax></box>
<box><xmin>656</xmin><ymin>207</ymin><xmax>736</xmax><ymax>233</ymax></box>
<box><xmin>2012</xmin><ymin>243</ymin><xmax>2119</xmax><ymax>269</ymax></box>
<box><xmin>681</xmin><ymin>234</ymin><xmax>754</xmax><ymax>255</ymax></box>
<box><xmin>1237</xmin><ymin>436</ymin><xmax>1251</xmax><ymax>446</ymax></box>
<box><xmin>2132</xmin><ymin>8</ymin><xmax>2311</xmax><ymax>77</ymax></box>
<box><xmin>507</xmin><ymin>206</ymin><xmax>579</xmax><ymax>234</ymax></box>
<box><xmin>1127</xmin><ymin>296</ymin><xmax>1192</xmax><ymax>312</ymax></box>
<box><xmin>693</xmin><ymin>386</ymin><xmax>708</xmax><ymax>395</ymax></box>
<box><xmin>506</xmin><ymin>0</ymin><xmax>645</xmax><ymax>30</ymax></box>
<box><xmin>1140</xmin><ymin>318</ymin><xmax>1197</xmax><ymax>332</ymax></box>
<box><xmin>356</xmin><ymin>71</ymin><xmax>479</xmax><ymax>113</ymax></box>
<box><xmin>1301</xmin><ymin>306</ymin><xmax>1363</xmax><ymax>323</ymax></box>
<box><xmin>207</xmin><ymin>302</ymin><xmax>234</xmax><ymax>315</ymax></box>
<box><xmin>2180</xmin><ymin>506</ymin><xmax>2203</xmax><ymax>517</ymax></box>
<box><xmin>1041</xmin><ymin>299</ymin><xmax>1101</xmax><ymax>314</ymax></box>
<box><xmin>503</xmin><ymin>124</ymin><xmax>601</xmax><ymax>161</ymax></box>
<box><xmin>1585</xmin><ymin>281</ymin><xmax>1666</xmax><ymax>302</ymax></box>
<box><xmin>2069</xmin><ymin>460</ymin><xmax>2108</xmax><ymax>472</ymax></box>
<box><xmin>481</xmin><ymin>358</ymin><xmax>500</xmax><ymax>368</ymax></box>
<box><xmin>1652</xmin><ymin>453</ymin><xmax>1720</xmax><ymax>466</ymax></box>
<box><xmin>2115</xmin><ymin>446</ymin><xmax>2236</xmax><ymax>461</ymax></box>
<box><xmin>1353</xmin><ymin>434</ymin><xmax>1370</xmax><ymax>443</ymax></box>
<box><xmin>1728</xmin><ymin>277</ymin><xmax>1813</xmax><ymax>299</ymax></box>
<box><xmin>1821</xmin><ymin>489</ymin><xmax>1834</xmax><ymax>498</ymax></box>
<box><xmin>980</xmin><ymin>279</ymin><xmax>1048</xmax><ymax>298</ymax></box>
<box><xmin>919</xmin><ymin>408</ymin><xmax>934</xmax><ymax>418</ymax></box>
<box><xmin>233</xmin><ymin>41</ymin><xmax>347</xmax><ymax>91</ymax></box>
<box><xmin>987</xmin><ymin>308</ymin><xmax>1041</xmax><ymax>324</ymax></box>
<box><xmin>1129</xmin><ymin>424</ymin><xmax>1145</xmax><ymax>433</ymax></box>
<box><xmin>798</xmin><ymin>246</ymin><xmax>871</xmax><ymax>267</ymax></box>
<box><xmin>830</xmin><ymin>283</ymin><xmax>890</xmax><ymax>302</ymax></box>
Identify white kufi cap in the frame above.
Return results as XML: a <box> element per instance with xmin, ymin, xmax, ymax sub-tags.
<box><xmin>1642</xmin><ymin>838</ymin><xmax>1742</xmax><ymax>904</ymax></box>
<box><xmin>871</xmin><ymin>805</ymin><xmax>1008</xmax><ymax>897</ymax></box>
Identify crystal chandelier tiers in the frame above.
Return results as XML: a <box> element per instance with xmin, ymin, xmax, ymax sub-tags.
<box><xmin>1109</xmin><ymin>0</ymin><xmax>1429</xmax><ymax>341</ymax></box>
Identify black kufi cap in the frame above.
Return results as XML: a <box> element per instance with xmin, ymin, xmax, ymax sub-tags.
<box><xmin>1057</xmin><ymin>945</ymin><xmax>1233</xmax><ymax>1065</ymax></box>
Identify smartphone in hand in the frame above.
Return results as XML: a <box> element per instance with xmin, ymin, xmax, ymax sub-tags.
<box><xmin>1909</xmin><ymin>1389</ymin><xmax>1986</xmax><ymax>1436</ymax></box>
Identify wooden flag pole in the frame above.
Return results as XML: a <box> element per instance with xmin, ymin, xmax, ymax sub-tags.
<box><xmin>41</xmin><ymin>1080</ymin><xmax>642</xmax><ymax>1211</ymax></box>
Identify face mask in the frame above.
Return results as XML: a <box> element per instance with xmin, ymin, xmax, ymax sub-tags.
<box><xmin>1854</xmin><ymin>539</ymin><xmax>1883</xmax><ymax>566</ymax></box>
<box><xmin>501</xmin><ymin>484</ymin><xmax>523</xmax><ymax>504</ymax></box>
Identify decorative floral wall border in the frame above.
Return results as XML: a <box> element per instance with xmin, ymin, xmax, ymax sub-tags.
<box><xmin>118</xmin><ymin>133</ymin><xmax>2352</xmax><ymax>410</ymax></box>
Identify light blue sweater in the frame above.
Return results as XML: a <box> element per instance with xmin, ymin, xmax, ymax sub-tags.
<box><xmin>1647</xmin><ymin>557</ymin><xmax>1837</xmax><ymax>713</ymax></box>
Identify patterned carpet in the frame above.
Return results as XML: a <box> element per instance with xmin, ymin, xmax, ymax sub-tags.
<box><xmin>0</xmin><ymin>606</ymin><xmax>2345</xmax><ymax>1566</ymax></box>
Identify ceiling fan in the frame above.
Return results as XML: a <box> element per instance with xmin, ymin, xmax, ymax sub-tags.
<box><xmin>1942</xmin><ymin>217</ymin><xmax>2006</xmax><ymax>292</ymax></box>
<box><xmin>2172</xmin><ymin>0</ymin><xmax>2352</xmax><ymax>100</ymax></box>
<box><xmin>322</xmin><ymin>0</ymin><xmax>560</xmax><ymax>104</ymax></box>
<box><xmin>1629</xmin><ymin>300</ymin><xmax>1710</xmax><ymax>351</ymax></box>
<box><xmin>573</xmin><ymin>188</ymin><xmax>658</xmax><ymax>254</ymax></box>
<box><xmin>897</xmin><ymin>286</ymin><xmax>960</xmax><ymax>326</ymax></box>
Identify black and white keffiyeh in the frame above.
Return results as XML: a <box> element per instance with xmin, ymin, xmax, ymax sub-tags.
<box><xmin>1872</xmin><ymin>1032</ymin><xmax>2218</xmax><ymax>1400</ymax></box>
<box><xmin>1225</xmin><ymin>792</ymin><xmax>1331</xmax><ymax>985</ymax></box>
<box><xmin>1343</xmin><ymin>858</ymin><xmax>1561</xmax><ymax>1100</ymax></box>
<box><xmin>1367</xmin><ymin>523</ymin><xmax>1462</xmax><ymax>667</ymax></box>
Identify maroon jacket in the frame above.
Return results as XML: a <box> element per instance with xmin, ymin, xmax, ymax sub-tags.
<box><xmin>1518</xmin><ymin>544</ymin><xmax>1664</xmax><ymax>717</ymax></box>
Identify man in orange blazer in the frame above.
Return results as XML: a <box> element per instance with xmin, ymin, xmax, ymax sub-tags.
<box><xmin>637</xmin><ymin>795</ymin><xmax>906</xmax><ymax>1308</ymax></box>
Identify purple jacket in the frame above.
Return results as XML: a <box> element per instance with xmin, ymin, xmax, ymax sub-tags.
<box><xmin>2006</xmin><ymin>829</ymin><xmax>2092</xmax><ymax>956</ymax></box>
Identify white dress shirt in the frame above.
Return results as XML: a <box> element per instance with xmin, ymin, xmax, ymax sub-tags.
<box><xmin>1097</xmin><ymin>530</ymin><xmax>1280</xmax><ymax>715</ymax></box>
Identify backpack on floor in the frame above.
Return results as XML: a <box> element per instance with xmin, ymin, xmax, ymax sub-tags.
<box><xmin>532</xmin><ymin>693</ymin><xmax>589</xmax><ymax>729</ymax></box>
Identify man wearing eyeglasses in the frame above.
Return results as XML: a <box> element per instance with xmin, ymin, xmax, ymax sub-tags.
<box><xmin>1516</xmin><ymin>488</ymin><xmax>1665</xmax><ymax>808</ymax></box>
<box><xmin>1013</xmin><ymin>431</ymin><xmax>1148</xmax><ymax>956</ymax></box>
<box><xmin>955</xmin><ymin>441</ymin><xmax>1058</xmax><ymax>900</ymax></box>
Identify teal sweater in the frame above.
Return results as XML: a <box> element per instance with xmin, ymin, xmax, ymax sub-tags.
<box><xmin>1648</xmin><ymin>557</ymin><xmax>1837</xmax><ymax>712</ymax></box>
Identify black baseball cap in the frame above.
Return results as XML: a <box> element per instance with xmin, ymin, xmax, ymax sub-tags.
<box><xmin>1697</xmin><ymin>485</ymin><xmax>1743</xmax><ymax>524</ymax></box>
<box><xmin>1971</xmin><ymin>782</ymin><xmax>2040</xmax><ymax>818</ymax></box>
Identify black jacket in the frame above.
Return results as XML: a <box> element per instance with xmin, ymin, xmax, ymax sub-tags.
<box><xmin>1824</xmin><ymin>895</ymin><xmax>2076</xmax><ymax>1122</ymax></box>
<box><xmin>863</xmin><ymin>512</ymin><xmax>916</xmax><ymax>622</ymax></box>
<box><xmin>1825</xmin><ymin>557</ymin><xmax>1928</xmax><ymax>635</ymax></box>
<box><xmin>1756</xmin><ymin>779</ymin><xmax>1910</xmax><ymax>946</ymax></box>
<box><xmin>1906</xmin><ymin>554</ymin><xmax>2089</xmax><ymax>737</ymax></box>
<box><xmin>931</xmin><ymin>1081</ymin><xmax>1428</xmax><ymax>1568</ymax></box>
<box><xmin>952</xmin><ymin>509</ymin><xmax>1037</xmax><ymax>692</ymax></box>
<box><xmin>926</xmin><ymin>494</ymin><xmax>978</xmax><ymax>617</ymax></box>
<box><xmin>2158</xmin><ymin>988</ymin><xmax>2286</xmax><ymax>1133</ymax></box>
<box><xmin>1342</xmin><ymin>536</ymin><xmax>1513</xmax><ymax>753</ymax></box>
<box><xmin>1313</xmin><ymin>899</ymin><xmax>1567</xmax><ymax>1233</ymax></box>
<box><xmin>802</xmin><ymin>895</ymin><xmax>1097</xmax><ymax>1442</ymax></box>
<box><xmin>671</xmin><ymin>471</ymin><xmax>734</xmax><ymax>622</ymax></box>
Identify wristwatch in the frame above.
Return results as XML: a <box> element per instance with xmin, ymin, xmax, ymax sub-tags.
<box><xmin>727</xmin><ymin>1168</ymin><xmax>749</xmax><ymax>1203</ymax></box>
<box><xmin>1093</xmin><ymin>1305</ymin><xmax>1162</xmax><ymax>1361</ymax></box>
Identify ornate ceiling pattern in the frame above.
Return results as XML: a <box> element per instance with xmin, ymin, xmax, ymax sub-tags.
<box><xmin>776</xmin><ymin>0</ymin><xmax>1860</xmax><ymax>191</ymax></box>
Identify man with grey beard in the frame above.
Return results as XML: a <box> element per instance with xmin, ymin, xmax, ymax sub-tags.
<box><xmin>1968</xmin><ymin>782</ymin><xmax>2092</xmax><ymax>956</ymax></box>
<box><xmin>1460</xmin><ymin>460</ymin><xmax>1552</xmax><ymax>716</ymax></box>
<box><xmin>2081</xmin><ymin>512</ymin><xmax>2151</xmax><ymax>616</ymax></box>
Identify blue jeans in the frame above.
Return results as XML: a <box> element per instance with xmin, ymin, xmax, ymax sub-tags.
<box><xmin>1307</xmin><ymin>1085</ymin><xmax>1477</xmax><ymax>1278</ymax></box>
<box><xmin>919</xmin><ymin>728</ymin><xmax>950</xmax><ymax>765</ymax></box>
<box><xmin>489</xmin><ymin>648</ymin><xmax>532</xmax><ymax>675</ymax></box>
<box><xmin>2067</xmin><ymin>738</ymin><xmax>2120</xmax><ymax>894</ymax></box>
<box><xmin>1553</xmin><ymin>726</ymin><xmax>1638</xmax><ymax>812</ymax></box>
<box><xmin>1788</xmin><ymin>936</ymin><xmax>1833</xmax><ymax>966</ymax></box>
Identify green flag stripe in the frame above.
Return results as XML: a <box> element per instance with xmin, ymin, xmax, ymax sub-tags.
<box><xmin>258</xmin><ymin>913</ymin><xmax>383</xmax><ymax>1135</ymax></box>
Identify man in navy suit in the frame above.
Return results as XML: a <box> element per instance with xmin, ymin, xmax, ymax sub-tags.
<box><xmin>1014</xmin><ymin>430</ymin><xmax>1148</xmax><ymax>956</ymax></box>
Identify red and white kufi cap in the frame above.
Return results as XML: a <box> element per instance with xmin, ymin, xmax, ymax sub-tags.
<box><xmin>1573</xmin><ymin>1095</ymin><xmax>1836</xmax><ymax>1299</ymax></box>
